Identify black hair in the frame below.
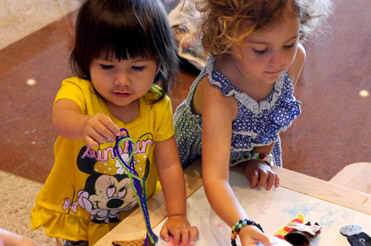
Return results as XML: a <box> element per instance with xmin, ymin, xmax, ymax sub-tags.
<box><xmin>70</xmin><ymin>0</ymin><xmax>178</xmax><ymax>100</ymax></box>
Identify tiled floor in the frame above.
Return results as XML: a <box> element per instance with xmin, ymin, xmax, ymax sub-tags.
<box><xmin>0</xmin><ymin>0</ymin><xmax>370</xmax><ymax>245</ymax></box>
<box><xmin>0</xmin><ymin>1</ymin><xmax>82</xmax><ymax>245</ymax></box>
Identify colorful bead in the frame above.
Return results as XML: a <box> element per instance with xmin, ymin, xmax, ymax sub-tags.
<box><xmin>258</xmin><ymin>153</ymin><xmax>266</xmax><ymax>159</ymax></box>
<box><xmin>231</xmin><ymin>219</ymin><xmax>264</xmax><ymax>246</ymax></box>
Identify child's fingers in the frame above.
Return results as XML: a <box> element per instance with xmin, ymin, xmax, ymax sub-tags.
<box><xmin>257</xmin><ymin>170</ymin><xmax>268</xmax><ymax>188</ymax></box>
<box><xmin>97</xmin><ymin>116</ymin><xmax>120</xmax><ymax>138</ymax></box>
<box><xmin>240</xmin><ymin>226</ymin><xmax>272</xmax><ymax>246</ymax></box>
<box><xmin>87</xmin><ymin>124</ymin><xmax>117</xmax><ymax>144</ymax></box>
<box><xmin>180</xmin><ymin>228</ymin><xmax>190</xmax><ymax>246</ymax></box>
<box><xmin>251</xmin><ymin>228</ymin><xmax>273</xmax><ymax>246</ymax></box>
<box><xmin>255</xmin><ymin>234</ymin><xmax>273</xmax><ymax>245</ymax></box>
<box><xmin>172</xmin><ymin>229</ymin><xmax>181</xmax><ymax>245</ymax></box>
<box><xmin>274</xmin><ymin>173</ymin><xmax>280</xmax><ymax>187</ymax></box>
<box><xmin>102</xmin><ymin>117</ymin><xmax>121</xmax><ymax>136</ymax></box>
<box><xmin>265</xmin><ymin>171</ymin><xmax>276</xmax><ymax>190</ymax></box>
<box><xmin>90</xmin><ymin>127</ymin><xmax>109</xmax><ymax>143</ymax></box>
<box><xmin>159</xmin><ymin>224</ymin><xmax>170</xmax><ymax>242</ymax></box>
<box><xmin>84</xmin><ymin>136</ymin><xmax>99</xmax><ymax>149</ymax></box>
<box><xmin>250</xmin><ymin>170</ymin><xmax>259</xmax><ymax>188</ymax></box>
<box><xmin>83</xmin><ymin>115</ymin><xmax>117</xmax><ymax>144</ymax></box>
<box><xmin>188</xmin><ymin>226</ymin><xmax>199</xmax><ymax>245</ymax></box>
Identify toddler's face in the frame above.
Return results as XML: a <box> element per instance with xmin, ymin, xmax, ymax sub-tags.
<box><xmin>231</xmin><ymin>16</ymin><xmax>300</xmax><ymax>85</ymax></box>
<box><xmin>90</xmin><ymin>55</ymin><xmax>158</xmax><ymax>109</ymax></box>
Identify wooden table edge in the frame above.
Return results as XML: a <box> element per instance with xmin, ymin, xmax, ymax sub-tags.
<box><xmin>275</xmin><ymin>167</ymin><xmax>371</xmax><ymax>215</ymax></box>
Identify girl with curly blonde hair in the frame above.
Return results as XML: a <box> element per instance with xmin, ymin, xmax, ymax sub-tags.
<box><xmin>174</xmin><ymin>0</ymin><xmax>332</xmax><ymax>245</ymax></box>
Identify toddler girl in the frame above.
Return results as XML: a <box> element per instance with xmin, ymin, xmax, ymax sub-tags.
<box><xmin>31</xmin><ymin>0</ymin><xmax>198</xmax><ymax>245</ymax></box>
<box><xmin>174</xmin><ymin>0</ymin><xmax>332</xmax><ymax>245</ymax></box>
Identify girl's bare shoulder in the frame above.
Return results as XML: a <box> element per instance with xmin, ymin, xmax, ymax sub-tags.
<box><xmin>193</xmin><ymin>76</ymin><xmax>238</xmax><ymax>119</ymax></box>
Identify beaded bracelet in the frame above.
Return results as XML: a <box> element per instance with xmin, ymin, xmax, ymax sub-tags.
<box><xmin>231</xmin><ymin>219</ymin><xmax>264</xmax><ymax>246</ymax></box>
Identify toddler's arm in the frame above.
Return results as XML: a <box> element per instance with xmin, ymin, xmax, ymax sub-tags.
<box><xmin>155</xmin><ymin>136</ymin><xmax>199</xmax><ymax>246</ymax></box>
<box><xmin>0</xmin><ymin>228</ymin><xmax>41</xmax><ymax>246</ymax></box>
<box><xmin>200</xmin><ymin>80</ymin><xmax>273</xmax><ymax>246</ymax></box>
<box><xmin>53</xmin><ymin>99</ymin><xmax>120</xmax><ymax>148</ymax></box>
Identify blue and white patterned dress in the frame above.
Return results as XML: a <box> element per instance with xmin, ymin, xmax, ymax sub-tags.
<box><xmin>174</xmin><ymin>56</ymin><xmax>301</xmax><ymax>169</ymax></box>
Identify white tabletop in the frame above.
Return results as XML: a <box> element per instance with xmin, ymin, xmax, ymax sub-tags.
<box><xmin>95</xmin><ymin>165</ymin><xmax>371</xmax><ymax>246</ymax></box>
<box><xmin>153</xmin><ymin>170</ymin><xmax>371</xmax><ymax>245</ymax></box>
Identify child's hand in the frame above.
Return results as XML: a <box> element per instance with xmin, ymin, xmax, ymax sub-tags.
<box><xmin>81</xmin><ymin>113</ymin><xmax>121</xmax><ymax>148</ymax></box>
<box><xmin>239</xmin><ymin>225</ymin><xmax>273</xmax><ymax>246</ymax></box>
<box><xmin>244</xmin><ymin>160</ymin><xmax>280</xmax><ymax>190</ymax></box>
<box><xmin>160</xmin><ymin>215</ymin><xmax>199</xmax><ymax>246</ymax></box>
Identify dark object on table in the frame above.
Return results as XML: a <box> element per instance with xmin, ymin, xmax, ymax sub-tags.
<box><xmin>284</xmin><ymin>221</ymin><xmax>322</xmax><ymax>245</ymax></box>
<box><xmin>340</xmin><ymin>224</ymin><xmax>371</xmax><ymax>246</ymax></box>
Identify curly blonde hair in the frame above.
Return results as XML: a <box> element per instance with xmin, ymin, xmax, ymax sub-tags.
<box><xmin>197</xmin><ymin>0</ymin><xmax>332</xmax><ymax>55</ymax></box>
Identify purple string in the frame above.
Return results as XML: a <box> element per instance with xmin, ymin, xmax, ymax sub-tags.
<box><xmin>114</xmin><ymin>128</ymin><xmax>158</xmax><ymax>245</ymax></box>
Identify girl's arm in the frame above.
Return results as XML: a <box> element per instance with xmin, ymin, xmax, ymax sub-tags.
<box><xmin>199</xmin><ymin>79</ymin><xmax>272</xmax><ymax>246</ymax></box>
<box><xmin>53</xmin><ymin>99</ymin><xmax>120</xmax><ymax>148</ymax></box>
<box><xmin>155</xmin><ymin>136</ymin><xmax>199</xmax><ymax>246</ymax></box>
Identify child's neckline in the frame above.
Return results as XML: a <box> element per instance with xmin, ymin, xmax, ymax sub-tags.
<box><xmin>209</xmin><ymin>56</ymin><xmax>286</xmax><ymax>103</ymax></box>
<box><xmin>104</xmin><ymin>97</ymin><xmax>144</xmax><ymax>126</ymax></box>
<box><xmin>204</xmin><ymin>56</ymin><xmax>289</xmax><ymax>113</ymax></box>
<box><xmin>214</xmin><ymin>67</ymin><xmax>281</xmax><ymax>103</ymax></box>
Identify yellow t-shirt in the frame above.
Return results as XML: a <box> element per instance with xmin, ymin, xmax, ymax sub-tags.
<box><xmin>31</xmin><ymin>77</ymin><xmax>174</xmax><ymax>244</ymax></box>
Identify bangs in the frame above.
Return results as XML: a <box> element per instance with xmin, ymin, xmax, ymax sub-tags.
<box><xmin>89</xmin><ymin>4</ymin><xmax>157</xmax><ymax>61</ymax></box>
<box><xmin>71</xmin><ymin>0</ymin><xmax>163</xmax><ymax>79</ymax></box>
